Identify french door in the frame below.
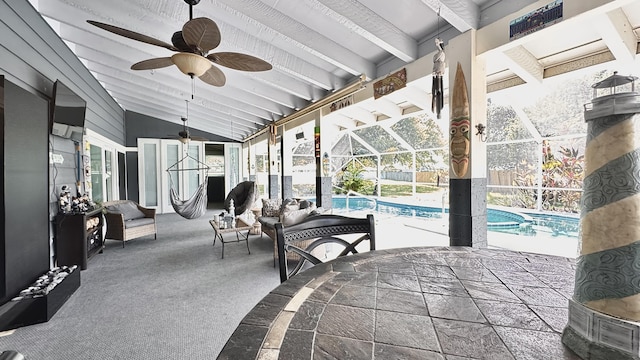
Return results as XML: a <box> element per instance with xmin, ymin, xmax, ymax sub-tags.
<box><xmin>138</xmin><ymin>138</ymin><xmax>205</xmax><ymax>213</ymax></box>
<box><xmin>86</xmin><ymin>132</ymin><xmax>124</xmax><ymax>204</ymax></box>
<box><xmin>162</xmin><ymin>141</ymin><xmax>205</xmax><ymax>214</ymax></box>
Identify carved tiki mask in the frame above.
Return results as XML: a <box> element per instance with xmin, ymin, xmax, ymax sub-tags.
<box><xmin>450</xmin><ymin>63</ymin><xmax>470</xmax><ymax>177</ymax></box>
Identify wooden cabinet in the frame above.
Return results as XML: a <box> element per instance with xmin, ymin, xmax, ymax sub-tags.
<box><xmin>55</xmin><ymin>208</ymin><xmax>104</xmax><ymax>270</ymax></box>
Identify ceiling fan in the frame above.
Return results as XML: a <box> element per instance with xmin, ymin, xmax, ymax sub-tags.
<box><xmin>169</xmin><ymin>116</ymin><xmax>208</xmax><ymax>143</ymax></box>
<box><xmin>86</xmin><ymin>0</ymin><xmax>272</xmax><ymax>87</ymax></box>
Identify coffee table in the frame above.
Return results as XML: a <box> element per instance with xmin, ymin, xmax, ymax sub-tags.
<box><xmin>209</xmin><ymin>218</ymin><xmax>252</xmax><ymax>259</ymax></box>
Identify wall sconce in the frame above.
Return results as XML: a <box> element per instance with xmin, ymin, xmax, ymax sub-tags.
<box><xmin>475</xmin><ymin>123</ymin><xmax>487</xmax><ymax>142</ymax></box>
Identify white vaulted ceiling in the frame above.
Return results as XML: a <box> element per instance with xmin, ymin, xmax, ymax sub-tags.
<box><xmin>32</xmin><ymin>0</ymin><xmax>640</xmax><ymax>142</ymax></box>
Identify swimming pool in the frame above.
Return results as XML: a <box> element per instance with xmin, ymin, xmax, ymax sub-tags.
<box><xmin>329</xmin><ymin>196</ymin><xmax>580</xmax><ymax>238</ymax></box>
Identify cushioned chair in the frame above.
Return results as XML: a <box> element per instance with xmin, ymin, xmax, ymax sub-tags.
<box><xmin>224</xmin><ymin>181</ymin><xmax>258</xmax><ymax>215</ymax></box>
<box><xmin>275</xmin><ymin>213</ymin><xmax>376</xmax><ymax>282</ymax></box>
<box><xmin>102</xmin><ymin>200</ymin><xmax>157</xmax><ymax>247</ymax></box>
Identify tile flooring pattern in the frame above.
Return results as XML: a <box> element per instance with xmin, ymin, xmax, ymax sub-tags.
<box><xmin>217</xmin><ymin>246</ymin><xmax>582</xmax><ymax>359</ymax></box>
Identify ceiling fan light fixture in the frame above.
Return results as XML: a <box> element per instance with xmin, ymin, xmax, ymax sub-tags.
<box><xmin>171</xmin><ymin>53</ymin><xmax>211</xmax><ymax>77</ymax></box>
<box><xmin>178</xmin><ymin>136</ymin><xmax>191</xmax><ymax>144</ymax></box>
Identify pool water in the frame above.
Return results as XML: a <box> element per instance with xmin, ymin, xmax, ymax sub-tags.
<box><xmin>522</xmin><ymin>212</ymin><xmax>580</xmax><ymax>237</ymax></box>
<box><xmin>330</xmin><ymin>196</ymin><xmax>580</xmax><ymax>238</ymax></box>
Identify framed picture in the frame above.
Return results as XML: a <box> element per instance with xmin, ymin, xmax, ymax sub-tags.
<box><xmin>206</xmin><ymin>155</ymin><xmax>225</xmax><ymax>176</ymax></box>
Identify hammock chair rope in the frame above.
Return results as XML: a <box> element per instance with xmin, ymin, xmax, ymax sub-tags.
<box><xmin>167</xmin><ymin>153</ymin><xmax>209</xmax><ymax>219</ymax></box>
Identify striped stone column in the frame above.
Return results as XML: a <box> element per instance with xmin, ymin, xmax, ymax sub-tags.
<box><xmin>577</xmin><ymin>111</ymin><xmax>640</xmax><ymax>320</ymax></box>
<box><xmin>563</xmin><ymin>73</ymin><xmax>640</xmax><ymax>359</ymax></box>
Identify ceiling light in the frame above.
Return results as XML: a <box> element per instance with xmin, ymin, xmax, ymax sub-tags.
<box><xmin>171</xmin><ymin>53</ymin><xmax>211</xmax><ymax>77</ymax></box>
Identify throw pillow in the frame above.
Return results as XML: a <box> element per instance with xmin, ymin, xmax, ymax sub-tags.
<box><xmin>280</xmin><ymin>198</ymin><xmax>298</xmax><ymax>212</ymax></box>
<box><xmin>282</xmin><ymin>206</ymin><xmax>316</xmax><ymax>226</ymax></box>
<box><xmin>280</xmin><ymin>201</ymin><xmax>300</xmax><ymax>222</ymax></box>
<box><xmin>281</xmin><ymin>202</ymin><xmax>317</xmax><ymax>226</ymax></box>
<box><xmin>298</xmin><ymin>199</ymin><xmax>312</xmax><ymax>209</ymax></box>
<box><xmin>262</xmin><ymin>198</ymin><xmax>282</xmax><ymax>217</ymax></box>
<box><xmin>106</xmin><ymin>202</ymin><xmax>146</xmax><ymax>221</ymax></box>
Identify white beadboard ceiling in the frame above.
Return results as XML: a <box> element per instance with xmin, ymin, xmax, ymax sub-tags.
<box><xmin>33</xmin><ymin>0</ymin><xmax>640</xmax><ymax>142</ymax></box>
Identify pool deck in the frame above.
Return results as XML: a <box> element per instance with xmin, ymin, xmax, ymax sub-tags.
<box><xmin>342</xmin><ymin>205</ymin><xmax>580</xmax><ymax>259</ymax></box>
<box><xmin>218</xmin><ymin>246</ymin><xmax>580</xmax><ymax>359</ymax></box>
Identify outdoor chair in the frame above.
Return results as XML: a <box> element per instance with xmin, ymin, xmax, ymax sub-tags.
<box><xmin>275</xmin><ymin>213</ymin><xmax>375</xmax><ymax>282</ymax></box>
<box><xmin>224</xmin><ymin>181</ymin><xmax>258</xmax><ymax>216</ymax></box>
<box><xmin>102</xmin><ymin>200</ymin><xmax>157</xmax><ymax>247</ymax></box>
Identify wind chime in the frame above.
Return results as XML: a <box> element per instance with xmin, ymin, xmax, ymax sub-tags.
<box><xmin>269</xmin><ymin>123</ymin><xmax>277</xmax><ymax>145</ymax></box>
<box><xmin>432</xmin><ymin>7</ymin><xmax>445</xmax><ymax>119</ymax></box>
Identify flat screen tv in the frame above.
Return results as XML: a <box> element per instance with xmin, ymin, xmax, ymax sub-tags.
<box><xmin>50</xmin><ymin>80</ymin><xmax>86</xmax><ymax>142</ymax></box>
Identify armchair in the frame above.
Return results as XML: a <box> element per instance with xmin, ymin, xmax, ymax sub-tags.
<box><xmin>224</xmin><ymin>181</ymin><xmax>258</xmax><ymax>216</ymax></box>
<box><xmin>102</xmin><ymin>200</ymin><xmax>157</xmax><ymax>247</ymax></box>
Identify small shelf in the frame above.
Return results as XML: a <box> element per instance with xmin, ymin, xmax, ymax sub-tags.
<box><xmin>55</xmin><ymin>207</ymin><xmax>104</xmax><ymax>270</ymax></box>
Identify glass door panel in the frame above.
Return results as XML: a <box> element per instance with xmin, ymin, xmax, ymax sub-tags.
<box><xmin>167</xmin><ymin>143</ymin><xmax>180</xmax><ymax>195</ymax></box>
<box><xmin>225</xmin><ymin>143</ymin><xmax>241</xmax><ymax>194</ymax></box>
<box><xmin>186</xmin><ymin>143</ymin><xmax>203</xmax><ymax>199</ymax></box>
<box><xmin>90</xmin><ymin>144</ymin><xmax>103</xmax><ymax>203</ymax></box>
<box><xmin>104</xmin><ymin>149</ymin><xmax>113</xmax><ymax>202</ymax></box>
<box><xmin>142</xmin><ymin>142</ymin><xmax>158</xmax><ymax>207</ymax></box>
<box><xmin>161</xmin><ymin>142</ymin><xmax>180</xmax><ymax>213</ymax></box>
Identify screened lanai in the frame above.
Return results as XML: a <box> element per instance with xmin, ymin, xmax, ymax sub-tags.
<box><xmin>251</xmin><ymin>64</ymin><xmax>615</xmax><ymax>220</ymax></box>
<box><xmin>237</xmin><ymin>0</ymin><xmax>640</xmax><ymax>261</ymax></box>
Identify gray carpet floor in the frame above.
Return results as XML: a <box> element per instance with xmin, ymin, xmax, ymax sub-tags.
<box><xmin>0</xmin><ymin>206</ymin><xmax>281</xmax><ymax>359</ymax></box>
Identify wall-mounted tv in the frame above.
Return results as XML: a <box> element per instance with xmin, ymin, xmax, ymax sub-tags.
<box><xmin>50</xmin><ymin>80</ymin><xmax>86</xmax><ymax>142</ymax></box>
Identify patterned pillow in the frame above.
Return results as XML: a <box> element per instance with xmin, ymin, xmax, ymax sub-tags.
<box><xmin>262</xmin><ymin>198</ymin><xmax>282</xmax><ymax>217</ymax></box>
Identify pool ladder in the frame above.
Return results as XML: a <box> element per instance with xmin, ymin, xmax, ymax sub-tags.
<box><xmin>332</xmin><ymin>185</ymin><xmax>378</xmax><ymax>213</ymax></box>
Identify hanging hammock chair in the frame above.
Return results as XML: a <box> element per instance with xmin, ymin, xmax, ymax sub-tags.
<box><xmin>167</xmin><ymin>153</ymin><xmax>210</xmax><ymax>219</ymax></box>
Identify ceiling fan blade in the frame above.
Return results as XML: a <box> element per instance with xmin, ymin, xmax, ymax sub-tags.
<box><xmin>198</xmin><ymin>65</ymin><xmax>226</xmax><ymax>87</ymax></box>
<box><xmin>190</xmin><ymin>136</ymin><xmax>209</xmax><ymax>142</ymax></box>
<box><xmin>182</xmin><ymin>18</ymin><xmax>221</xmax><ymax>54</ymax></box>
<box><xmin>87</xmin><ymin>20</ymin><xmax>178</xmax><ymax>51</ymax></box>
<box><xmin>131</xmin><ymin>57</ymin><xmax>174</xmax><ymax>70</ymax></box>
<box><xmin>207</xmin><ymin>52</ymin><xmax>272</xmax><ymax>72</ymax></box>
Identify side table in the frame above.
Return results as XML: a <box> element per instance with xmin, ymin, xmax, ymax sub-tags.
<box><xmin>209</xmin><ymin>218</ymin><xmax>252</xmax><ymax>259</ymax></box>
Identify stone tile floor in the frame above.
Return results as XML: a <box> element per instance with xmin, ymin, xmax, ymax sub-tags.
<box><xmin>218</xmin><ymin>246</ymin><xmax>581</xmax><ymax>359</ymax></box>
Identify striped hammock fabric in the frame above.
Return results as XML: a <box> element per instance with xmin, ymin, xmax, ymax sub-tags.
<box><xmin>169</xmin><ymin>181</ymin><xmax>208</xmax><ymax>219</ymax></box>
